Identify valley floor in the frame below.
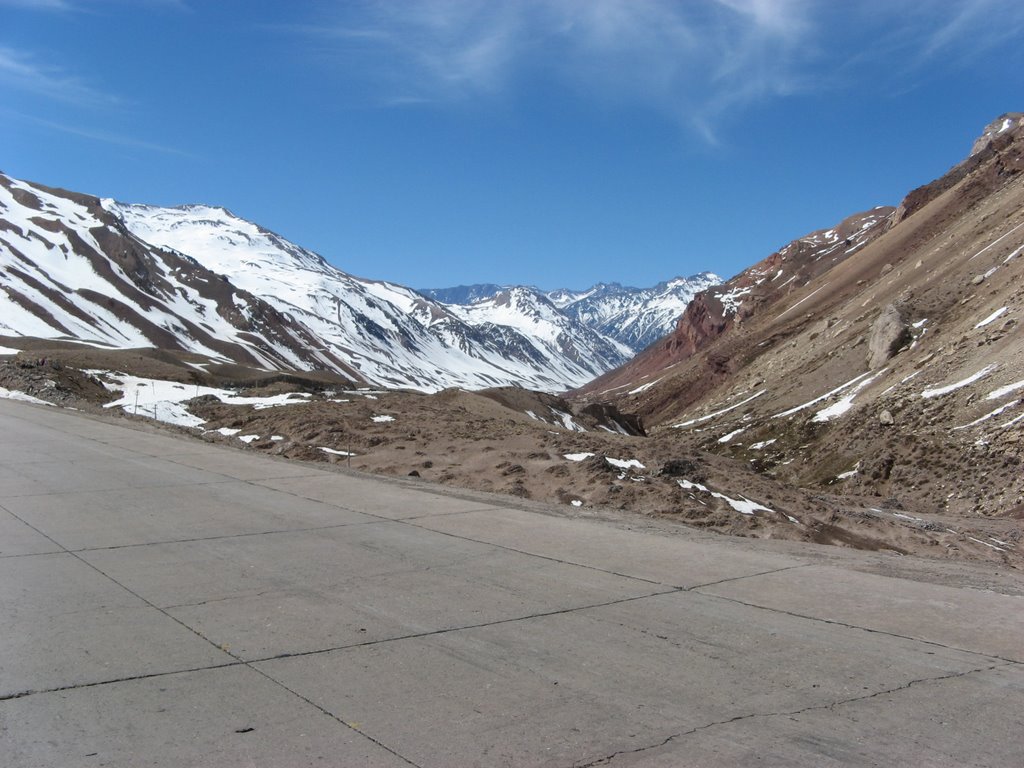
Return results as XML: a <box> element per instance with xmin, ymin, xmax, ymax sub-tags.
<box><xmin>1</xmin><ymin>348</ymin><xmax>1020</xmax><ymax>571</ymax></box>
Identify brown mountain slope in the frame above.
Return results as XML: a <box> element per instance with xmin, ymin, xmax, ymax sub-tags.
<box><xmin>573</xmin><ymin>113</ymin><xmax>1024</xmax><ymax>522</ymax></box>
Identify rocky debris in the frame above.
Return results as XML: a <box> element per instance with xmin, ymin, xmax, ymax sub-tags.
<box><xmin>878</xmin><ymin>409</ymin><xmax>895</xmax><ymax>426</ymax></box>
<box><xmin>867</xmin><ymin>304</ymin><xmax>912</xmax><ymax>369</ymax></box>
<box><xmin>0</xmin><ymin>358</ymin><xmax>113</xmax><ymax>407</ymax></box>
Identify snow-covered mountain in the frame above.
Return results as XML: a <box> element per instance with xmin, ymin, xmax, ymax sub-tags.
<box><xmin>0</xmin><ymin>171</ymin><xmax>632</xmax><ymax>392</ymax></box>
<box><xmin>549</xmin><ymin>275</ymin><xmax>720</xmax><ymax>352</ymax></box>
<box><xmin>0</xmin><ymin>174</ymin><xmax>362</xmax><ymax>378</ymax></box>
<box><xmin>419</xmin><ymin>283</ymin><xmax>507</xmax><ymax>305</ymax></box>
<box><xmin>425</xmin><ymin>274</ymin><xmax>721</xmax><ymax>353</ymax></box>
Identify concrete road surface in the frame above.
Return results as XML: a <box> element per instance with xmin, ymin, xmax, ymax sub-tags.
<box><xmin>1</xmin><ymin>399</ymin><xmax>1022</xmax><ymax>767</ymax></box>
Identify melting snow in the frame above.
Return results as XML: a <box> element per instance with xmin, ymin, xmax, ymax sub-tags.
<box><xmin>676</xmin><ymin>479</ymin><xmax>778</xmax><ymax>517</ymax></box>
<box><xmin>718</xmin><ymin>285</ymin><xmax>753</xmax><ymax>316</ymax></box>
<box><xmin>0</xmin><ymin>346</ymin><xmax>21</xmax><ymax>356</ymax></box>
<box><xmin>673</xmin><ymin>390</ymin><xmax>764</xmax><ymax>428</ymax></box>
<box><xmin>238</xmin><ymin>434</ymin><xmax>261</xmax><ymax>443</ymax></box>
<box><xmin>371</xmin><ymin>415</ymin><xmax>395</xmax><ymax>423</ymax></box>
<box><xmin>319</xmin><ymin>447</ymin><xmax>355</xmax><ymax>456</ymax></box>
<box><xmin>0</xmin><ymin>388</ymin><xmax>54</xmax><ymax>406</ymax></box>
<box><xmin>921</xmin><ymin>365</ymin><xmax>997</xmax><ymax>399</ymax></box>
<box><xmin>776</xmin><ymin>285</ymin><xmax>825</xmax><ymax>320</ymax></box>
<box><xmin>570</xmin><ymin>500</ymin><xmax>583</xmax><ymax>507</ymax></box>
<box><xmin>968</xmin><ymin>536</ymin><xmax>1007</xmax><ymax>552</ymax></box>
<box><xmin>811</xmin><ymin>370</ymin><xmax>885</xmax><ymax>422</ymax></box>
<box><xmin>1002</xmin><ymin>412</ymin><xmax>1024</xmax><ymax>429</ymax></box>
<box><xmin>968</xmin><ymin>221</ymin><xmax>1024</xmax><ymax>261</ymax></box>
<box><xmin>217</xmin><ymin>427</ymin><xmax>241</xmax><ymax>436</ymax></box>
<box><xmin>97</xmin><ymin>372</ymin><xmax>319</xmax><ymax>428</ymax></box>
<box><xmin>605</xmin><ymin>457</ymin><xmax>645</xmax><ymax>470</ymax></box>
<box><xmin>718</xmin><ymin>427</ymin><xmax>746</xmax><ymax>443</ymax></box>
<box><xmin>987</xmin><ymin>379</ymin><xmax>1024</xmax><ymax>400</ymax></box>
<box><xmin>551</xmin><ymin>408</ymin><xmax>586</xmax><ymax>432</ymax></box>
<box><xmin>628</xmin><ymin>379</ymin><xmax>661</xmax><ymax>395</ymax></box>
<box><xmin>564</xmin><ymin>452</ymin><xmax>595</xmax><ymax>462</ymax></box>
<box><xmin>974</xmin><ymin>307</ymin><xmax>1008</xmax><ymax>329</ymax></box>
<box><xmin>774</xmin><ymin>372</ymin><xmax>872</xmax><ymax>419</ymax></box>
<box><xmin>954</xmin><ymin>400</ymin><xmax>1019</xmax><ymax>430</ymax></box>
<box><xmin>750</xmin><ymin>439</ymin><xmax>777</xmax><ymax>450</ymax></box>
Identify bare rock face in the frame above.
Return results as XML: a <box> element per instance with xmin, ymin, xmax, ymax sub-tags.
<box><xmin>867</xmin><ymin>304</ymin><xmax>912</xmax><ymax>369</ymax></box>
<box><xmin>970</xmin><ymin>113</ymin><xmax>1023</xmax><ymax>156</ymax></box>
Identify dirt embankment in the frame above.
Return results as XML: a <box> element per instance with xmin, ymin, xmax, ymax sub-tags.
<box><xmin>7</xmin><ymin>343</ymin><xmax>1016</xmax><ymax>571</ymax></box>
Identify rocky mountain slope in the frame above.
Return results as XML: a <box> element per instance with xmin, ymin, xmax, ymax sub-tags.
<box><xmin>108</xmin><ymin>201</ymin><xmax>634</xmax><ymax>392</ymax></box>
<box><xmin>577</xmin><ymin>112</ymin><xmax>1024</xmax><ymax>524</ymax></box>
<box><xmin>0</xmin><ymin>174</ymin><xmax>368</xmax><ymax>381</ymax></box>
<box><xmin>0</xmin><ymin>175</ymin><xmax>632</xmax><ymax>392</ymax></box>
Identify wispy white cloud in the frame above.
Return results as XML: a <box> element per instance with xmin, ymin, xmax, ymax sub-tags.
<box><xmin>0</xmin><ymin>0</ymin><xmax>190</xmax><ymax>11</ymax></box>
<box><xmin>4</xmin><ymin>109</ymin><xmax>194</xmax><ymax>157</ymax></box>
<box><xmin>281</xmin><ymin>0</ymin><xmax>1022</xmax><ymax>139</ymax></box>
<box><xmin>0</xmin><ymin>46</ymin><xmax>121</xmax><ymax>106</ymax></box>
<box><xmin>0</xmin><ymin>0</ymin><xmax>74</xmax><ymax>9</ymax></box>
<box><xmin>913</xmin><ymin>0</ymin><xmax>1024</xmax><ymax>63</ymax></box>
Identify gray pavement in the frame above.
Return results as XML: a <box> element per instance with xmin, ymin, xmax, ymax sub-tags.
<box><xmin>1</xmin><ymin>399</ymin><xmax>1022</xmax><ymax>767</ymax></box>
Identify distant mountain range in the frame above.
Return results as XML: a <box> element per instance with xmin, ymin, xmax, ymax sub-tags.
<box><xmin>422</xmin><ymin>273</ymin><xmax>720</xmax><ymax>353</ymax></box>
<box><xmin>0</xmin><ymin>174</ymin><xmax>716</xmax><ymax>392</ymax></box>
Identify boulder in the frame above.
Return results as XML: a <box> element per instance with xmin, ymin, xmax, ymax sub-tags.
<box><xmin>867</xmin><ymin>305</ymin><xmax>912</xmax><ymax>369</ymax></box>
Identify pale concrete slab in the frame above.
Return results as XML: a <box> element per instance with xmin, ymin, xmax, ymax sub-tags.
<box><xmin>157</xmin><ymin>448</ymin><xmax>330</xmax><ymax>481</ymax></box>
<box><xmin>0</xmin><ymin>665</ymin><xmax>412</xmax><ymax>768</ymax></box>
<box><xmin>699</xmin><ymin>564</ymin><xmax>1024</xmax><ymax>662</ymax></box>
<box><xmin>0</xmin><ymin>455</ymin><xmax>230</xmax><ymax>497</ymax></box>
<box><xmin>413</xmin><ymin>506</ymin><xmax>808</xmax><ymax>587</ymax></box>
<box><xmin>254</xmin><ymin>473</ymin><xmax>504</xmax><ymax>519</ymax></box>
<box><xmin>4</xmin><ymin>480</ymin><xmax>378</xmax><ymax>550</ymax></box>
<box><xmin>257</xmin><ymin>590</ymin><xmax>997</xmax><ymax>768</ymax></box>
<box><xmin>0</xmin><ymin>510</ymin><xmax>61</xmax><ymax>557</ymax></box>
<box><xmin>0</xmin><ymin>553</ymin><xmax>232</xmax><ymax>697</ymax></box>
<box><xmin>600</xmin><ymin>665</ymin><xmax>1024</xmax><ymax>767</ymax></box>
<box><xmin>82</xmin><ymin>522</ymin><xmax>664</xmax><ymax>660</ymax></box>
<box><xmin>0</xmin><ymin>432</ymin><xmax>138</xmax><ymax>467</ymax></box>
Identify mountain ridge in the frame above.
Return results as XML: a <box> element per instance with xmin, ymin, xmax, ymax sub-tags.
<box><xmin>1</xmin><ymin>177</ymin><xmax>638</xmax><ymax>392</ymax></box>
<box><xmin>421</xmin><ymin>272</ymin><xmax>720</xmax><ymax>354</ymax></box>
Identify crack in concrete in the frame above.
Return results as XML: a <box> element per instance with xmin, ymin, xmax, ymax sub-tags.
<box><xmin>0</xmin><ymin>660</ymin><xmax>245</xmax><ymax>702</ymax></box>
<box><xmin>695</xmin><ymin>590</ymin><xmax>1022</xmax><ymax>664</ymax></box>
<box><xmin>0</xmin><ymin>477</ymin><xmax>241</xmax><ymax>500</ymax></box>
<box><xmin>64</xmin><ymin>518</ymin><xmax>390</xmax><ymax>553</ymax></box>
<box><xmin>572</xmin><ymin>662</ymin><xmax>1017</xmax><ymax>767</ymax></box>
<box><xmin>686</xmin><ymin>563</ymin><xmax>813</xmax><ymax>591</ymax></box>
<box><xmin>246</xmin><ymin>587</ymin><xmax>681</xmax><ymax>664</ymax></box>
<box><xmin>0</xmin><ymin>504</ymin><xmax>427</xmax><ymax>768</ymax></box>
<box><xmin>398</xmin><ymin>518</ymin><xmax>680</xmax><ymax>588</ymax></box>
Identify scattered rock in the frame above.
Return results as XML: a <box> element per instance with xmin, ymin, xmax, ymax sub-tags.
<box><xmin>971</xmin><ymin>274</ymin><xmax>985</xmax><ymax>286</ymax></box>
<box><xmin>878</xmin><ymin>410</ymin><xmax>895</xmax><ymax>426</ymax></box>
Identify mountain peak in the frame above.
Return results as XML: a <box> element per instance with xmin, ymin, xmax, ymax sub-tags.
<box><xmin>970</xmin><ymin>112</ymin><xmax>1023</xmax><ymax>156</ymax></box>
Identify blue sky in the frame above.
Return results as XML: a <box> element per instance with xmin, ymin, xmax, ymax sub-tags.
<box><xmin>2</xmin><ymin>1</ymin><xmax>1022</xmax><ymax>290</ymax></box>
